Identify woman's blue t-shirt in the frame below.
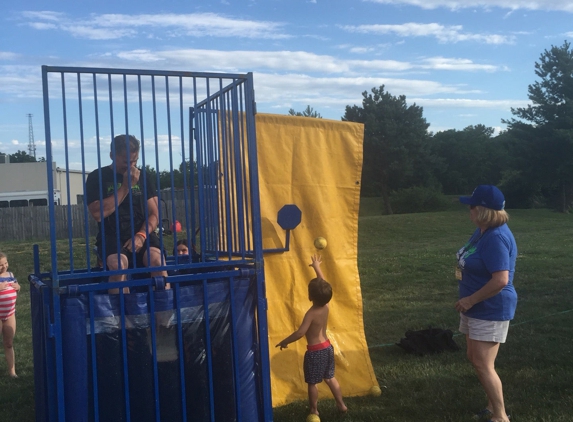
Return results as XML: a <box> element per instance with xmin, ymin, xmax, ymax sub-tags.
<box><xmin>456</xmin><ymin>224</ymin><xmax>517</xmax><ymax>321</ymax></box>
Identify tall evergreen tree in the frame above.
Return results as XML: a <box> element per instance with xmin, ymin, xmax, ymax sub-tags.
<box><xmin>343</xmin><ymin>85</ymin><xmax>433</xmax><ymax>214</ymax></box>
<box><xmin>288</xmin><ymin>105</ymin><xmax>322</xmax><ymax>118</ymax></box>
<box><xmin>431</xmin><ymin>125</ymin><xmax>506</xmax><ymax>195</ymax></box>
<box><xmin>503</xmin><ymin>40</ymin><xmax>573</xmax><ymax>211</ymax></box>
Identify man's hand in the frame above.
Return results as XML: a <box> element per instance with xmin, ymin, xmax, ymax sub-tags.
<box><xmin>124</xmin><ymin>165</ymin><xmax>140</xmax><ymax>188</ymax></box>
<box><xmin>123</xmin><ymin>234</ymin><xmax>145</xmax><ymax>253</ymax></box>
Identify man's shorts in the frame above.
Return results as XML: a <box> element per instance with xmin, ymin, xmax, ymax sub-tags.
<box><xmin>304</xmin><ymin>340</ymin><xmax>335</xmax><ymax>384</ymax></box>
<box><xmin>98</xmin><ymin>232</ymin><xmax>162</xmax><ymax>269</ymax></box>
<box><xmin>459</xmin><ymin>313</ymin><xmax>510</xmax><ymax>343</ymax></box>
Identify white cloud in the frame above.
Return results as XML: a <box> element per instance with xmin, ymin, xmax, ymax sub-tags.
<box><xmin>0</xmin><ymin>66</ymin><xmax>43</xmax><ymax>98</ymax></box>
<box><xmin>349</xmin><ymin>46</ymin><xmax>377</xmax><ymax>53</ymax></box>
<box><xmin>107</xmin><ymin>48</ymin><xmax>506</xmax><ymax>75</ymax></box>
<box><xmin>0</xmin><ymin>52</ymin><xmax>19</xmax><ymax>60</ymax></box>
<box><xmin>420</xmin><ymin>57</ymin><xmax>506</xmax><ymax>72</ymax></box>
<box><xmin>22</xmin><ymin>11</ymin><xmax>65</xmax><ymax>21</ymax></box>
<box><xmin>411</xmin><ymin>98</ymin><xmax>529</xmax><ymax>109</ymax></box>
<box><xmin>65</xmin><ymin>25</ymin><xmax>137</xmax><ymax>40</ymax></box>
<box><xmin>21</xmin><ymin>11</ymin><xmax>289</xmax><ymax>40</ymax></box>
<box><xmin>28</xmin><ymin>22</ymin><xmax>58</xmax><ymax>30</ymax></box>
<box><xmin>363</xmin><ymin>0</ymin><xmax>573</xmax><ymax>12</ymax></box>
<box><xmin>116</xmin><ymin>50</ymin><xmax>166</xmax><ymax>62</ymax></box>
<box><xmin>340</xmin><ymin>22</ymin><xmax>515</xmax><ymax>44</ymax></box>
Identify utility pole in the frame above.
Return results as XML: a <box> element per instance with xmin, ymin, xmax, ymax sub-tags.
<box><xmin>27</xmin><ymin>113</ymin><xmax>36</xmax><ymax>159</ymax></box>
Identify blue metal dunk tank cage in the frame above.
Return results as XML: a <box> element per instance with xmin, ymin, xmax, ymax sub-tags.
<box><xmin>29</xmin><ymin>66</ymin><xmax>273</xmax><ymax>422</ymax></box>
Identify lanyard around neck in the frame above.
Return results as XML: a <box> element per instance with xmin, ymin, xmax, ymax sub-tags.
<box><xmin>460</xmin><ymin>229</ymin><xmax>488</xmax><ymax>256</ymax></box>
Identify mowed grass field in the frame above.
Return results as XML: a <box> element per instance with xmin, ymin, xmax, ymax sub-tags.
<box><xmin>1</xmin><ymin>208</ymin><xmax>572</xmax><ymax>421</ymax></box>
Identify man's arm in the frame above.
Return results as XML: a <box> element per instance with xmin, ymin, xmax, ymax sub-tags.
<box><xmin>140</xmin><ymin>196</ymin><xmax>159</xmax><ymax>234</ymax></box>
<box><xmin>122</xmin><ymin>196</ymin><xmax>160</xmax><ymax>252</ymax></box>
<box><xmin>88</xmin><ymin>184</ymin><xmax>130</xmax><ymax>222</ymax></box>
<box><xmin>276</xmin><ymin>310</ymin><xmax>313</xmax><ymax>350</ymax></box>
<box><xmin>87</xmin><ymin>166</ymin><xmax>140</xmax><ymax>222</ymax></box>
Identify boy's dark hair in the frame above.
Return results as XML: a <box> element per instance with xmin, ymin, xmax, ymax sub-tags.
<box><xmin>111</xmin><ymin>134</ymin><xmax>140</xmax><ymax>155</ymax></box>
<box><xmin>176</xmin><ymin>239</ymin><xmax>187</xmax><ymax>246</ymax></box>
<box><xmin>308</xmin><ymin>278</ymin><xmax>332</xmax><ymax>306</ymax></box>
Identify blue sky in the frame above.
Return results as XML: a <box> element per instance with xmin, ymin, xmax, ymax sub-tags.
<box><xmin>1</xmin><ymin>0</ymin><xmax>572</xmax><ymax>165</ymax></box>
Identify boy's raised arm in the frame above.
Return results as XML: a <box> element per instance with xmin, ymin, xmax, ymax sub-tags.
<box><xmin>309</xmin><ymin>254</ymin><xmax>325</xmax><ymax>280</ymax></box>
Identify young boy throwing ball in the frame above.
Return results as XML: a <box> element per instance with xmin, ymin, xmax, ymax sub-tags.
<box><xmin>276</xmin><ymin>255</ymin><xmax>347</xmax><ymax>418</ymax></box>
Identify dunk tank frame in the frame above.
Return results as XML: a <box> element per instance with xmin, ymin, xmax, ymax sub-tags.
<box><xmin>29</xmin><ymin>66</ymin><xmax>272</xmax><ymax>421</ymax></box>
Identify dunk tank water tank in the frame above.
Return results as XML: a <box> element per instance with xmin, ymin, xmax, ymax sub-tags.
<box><xmin>29</xmin><ymin>66</ymin><xmax>273</xmax><ymax>421</ymax></box>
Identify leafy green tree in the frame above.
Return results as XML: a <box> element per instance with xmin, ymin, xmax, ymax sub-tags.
<box><xmin>343</xmin><ymin>85</ymin><xmax>435</xmax><ymax>214</ymax></box>
<box><xmin>430</xmin><ymin>125</ymin><xmax>507</xmax><ymax>195</ymax></box>
<box><xmin>288</xmin><ymin>105</ymin><xmax>322</xmax><ymax>118</ymax></box>
<box><xmin>503</xmin><ymin>40</ymin><xmax>573</xmax><ymax>211</ymax></box>
<box><xmin>9</xmin><ymin>150</ymin><xmax>37</xmax><ymax>163</ymax></box>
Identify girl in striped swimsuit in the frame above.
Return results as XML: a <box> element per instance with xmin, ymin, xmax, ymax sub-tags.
<box><xmin>0</xmin><ymin>252</ymin><xmax>19</xmax><ymax>378</ymax></box>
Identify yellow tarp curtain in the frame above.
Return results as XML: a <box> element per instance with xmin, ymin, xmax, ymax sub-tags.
<box><xmin>256</xmin><ymin>113</ymin><xmax>378</xmax><ymax>407</ymax></box>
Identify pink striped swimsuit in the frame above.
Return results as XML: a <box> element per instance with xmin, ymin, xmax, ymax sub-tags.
<box><xmin>0</xmin><ymin>273</ymin><xmax>17</xmax><ymax>321</ymax></box>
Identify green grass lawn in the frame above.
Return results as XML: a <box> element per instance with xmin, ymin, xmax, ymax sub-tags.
<box><xmin>2</xmin><ymin>209</ymin><xmax>572</xmax><ymax>421</ymax></box>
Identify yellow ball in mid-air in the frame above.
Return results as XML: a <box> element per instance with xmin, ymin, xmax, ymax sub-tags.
<box><xmin>306</xmin><ymin>414</ymin><xmax>320</xmax><ymax>422</ymax></box>
<box><xmin>314</xmin><ymin>237</ymin><xmax>327</xmax><ymax>250</ymax></box>
<box><xmin>370</xmin><ymin>385</ymin><xmax>382</xmax><ymax>396</ymax></box>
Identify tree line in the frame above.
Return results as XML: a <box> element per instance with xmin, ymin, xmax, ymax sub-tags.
<box><xmin>294</xmin><ymin>40</ymin><xmax>573</xmax><ymax>213</ymax></box>
<box><xmin>0</xmin><ymin>150</ymin><xmax>45</xmax><ymax>163</ymax></box>
<box><xmin>6</xmin><ymin>41</ymin><xmax>572</xmax><ymax>214</ymax></box>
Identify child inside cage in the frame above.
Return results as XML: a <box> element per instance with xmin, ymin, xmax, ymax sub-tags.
<box><xmin>0</xmin><ymin>251</ymin><xmax>20</xmax><ymax>378</ymax></box>
<box><xmin>276</xmin><ymin>254</ymin><xmax>347</xmax><ymax>418</ymax></box>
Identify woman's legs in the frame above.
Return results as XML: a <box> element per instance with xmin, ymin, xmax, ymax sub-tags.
<box><xmin>2</xmin><ymin>314</ymin><xmax>17</xmax><ymax>377</ymax></box>
<box><xmin>466</xmin><ymin>335</ymin><xmax>507</xmax><ymax>421</ymax></box>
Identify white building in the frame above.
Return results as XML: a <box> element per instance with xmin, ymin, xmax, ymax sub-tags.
<box><xmin>0</xmin><ymin>159</ymin><xmax>85</xmax><ymax>207</ymax></box>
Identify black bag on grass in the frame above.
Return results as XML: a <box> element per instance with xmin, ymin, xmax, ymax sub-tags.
<box><xmin>396</xmin><ymin>328</ymin><xmax>460</xmax><ymax>356</ymax></box>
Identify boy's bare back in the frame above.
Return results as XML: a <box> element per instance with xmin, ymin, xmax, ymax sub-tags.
<box><xmin>304</xmin><ymin>303</ymin><xmax>329</xmax><ymax>346</ymax></box>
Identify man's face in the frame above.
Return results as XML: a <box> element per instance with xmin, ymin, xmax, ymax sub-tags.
<box><xmin>111</xmin><ymin>150</ymin><xmax>139</xmax><ymax>174</ymax></box>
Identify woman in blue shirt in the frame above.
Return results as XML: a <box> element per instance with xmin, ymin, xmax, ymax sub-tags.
<box><xmin>456</xmin><ymin>185</ymin><xmax>516</xmax><ymax>422</ymax></box>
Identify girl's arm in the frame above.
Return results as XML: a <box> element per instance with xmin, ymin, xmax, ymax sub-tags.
<box><xmin>10</xmin><ymin>272</ymin><xmax>20</xmax><ymax>292</ymax></box>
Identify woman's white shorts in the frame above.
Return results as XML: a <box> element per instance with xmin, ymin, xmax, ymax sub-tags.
<box><xmin>459</xmin><ymin>313</ymin><xmax>509</xmax><ymax>343</ymax></box>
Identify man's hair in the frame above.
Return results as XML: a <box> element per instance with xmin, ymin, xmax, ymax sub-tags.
<box><xmin>308</xmin><ymin>278</ymin><xmax>332</xmax><ymax>306</ymax></box>
<box><xmin>110</xmin><ymin>134</ymin><xmax>140</xmax><ymax>155</ymax></box>
<box><xmin>474</xmin><ymin>206</ymin><xmax>509</xmax><ymax>228</ymax></box>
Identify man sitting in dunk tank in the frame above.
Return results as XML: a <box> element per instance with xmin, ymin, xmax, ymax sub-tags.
<box><xmin>85</xmin><ymin>134</ymin><xmax>168</xmax><ymax>293</ymax></box>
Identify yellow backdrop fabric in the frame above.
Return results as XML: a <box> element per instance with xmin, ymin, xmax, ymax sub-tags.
<box><xmin>256</xmin><ymin>114</ymin><xmax>378</xmax><ymax>407</ymax></box>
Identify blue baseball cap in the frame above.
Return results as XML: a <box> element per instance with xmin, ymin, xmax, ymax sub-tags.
<box><xmin>459</xmin><ymin>185</ymin><xmax>505</xmax><ymax>210</ymax></box>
